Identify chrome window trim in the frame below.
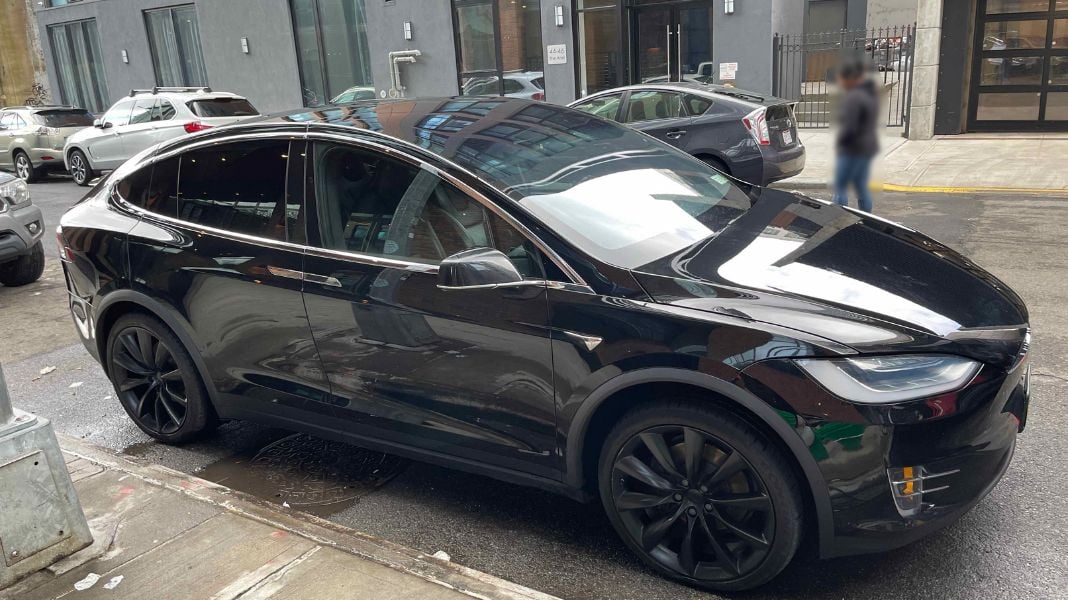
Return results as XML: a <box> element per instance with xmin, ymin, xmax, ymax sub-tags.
<box><xmin>112</xmin><ymin>129</ymin><xmax>591</xmax><ymax>289</ymax></box>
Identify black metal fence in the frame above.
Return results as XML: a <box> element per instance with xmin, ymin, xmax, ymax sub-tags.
<box><xmin>772</xmin><ymin>25</ymin><xmax>915</xmax><ymax>133</ymax></box>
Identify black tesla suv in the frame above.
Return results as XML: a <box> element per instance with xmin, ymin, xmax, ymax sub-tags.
<box><xmin>59</xmin><ymin>97</ymin><xmax>1030</xmax><ymax>592</ymax></box>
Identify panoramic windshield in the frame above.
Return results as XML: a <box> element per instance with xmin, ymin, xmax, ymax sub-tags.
<box><xmin>425</xmin><ymin>104</ymin><xmax>752</xmax><ymax>269</ymax></box>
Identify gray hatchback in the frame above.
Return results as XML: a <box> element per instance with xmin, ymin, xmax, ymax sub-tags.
<box><xmin>569</xmin><ymin>83</ymin><xmax>805</xmax><ymax>186</ymax></box>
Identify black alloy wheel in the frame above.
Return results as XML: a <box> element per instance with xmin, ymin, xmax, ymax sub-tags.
<box><xmin>106</xmin><ymin>314</ymin><xmax>214</xmax><ymax>443</ymax></box>
<box><xmin>599</xmin><ymin>402</ymin><xmax>802</xmax><ymax>592</ymax></box>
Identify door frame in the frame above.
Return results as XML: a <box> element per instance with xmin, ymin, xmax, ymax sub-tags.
<box><xmin>967</xmin><ymin>0</ymin><xmax>1068</xmax><ymax>131</ymax></box>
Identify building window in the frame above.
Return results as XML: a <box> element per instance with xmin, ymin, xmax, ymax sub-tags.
<box><xmin>290</xmin><ymin>0</ymin><xmax>373</xmax><ymax>106</ymax></box>
<box><xmin>453</xmin><ymin>0</ymin><xmax>546</xmax><ymax>100</ymax></box>
<box><xmin>47</xmin><ymin>19</ymin><xmax>108</xmax><ymax>112</ymax></box>
<box><xmin>575</xmin><ymin>0</ymin><xmax>624</xmax><ymax>97</ymax></box>
<box><xmin>144</xmin><ymin>5</ymin><xmax>208</xmax><ymax>87</ymax></box>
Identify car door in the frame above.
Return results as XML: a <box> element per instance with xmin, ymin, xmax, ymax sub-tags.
<box><xmin>121</xmin><ymin>98</ymin><xmax>160</xmax><ymax>159</ymax></box>
<box><xmin>124</xmin><ymin>137</ymin><xmax>333</xmax><ymax>423</ymax></box>
<box><xmin>299</xmin><ymin>139</ymin><xmax>560</xmax><ymax>476</ymax></box>
<box><xmin>0</xmin><ymin>113</ymin><xmax>15</xmax><ymax>167</ymax></box>
<box><xmin>150</xmin><ymin>99</ymin><xmax>186</xmax><ymax>145</ymax></box>
<box><xmin>621</xmin><ymin>89</ymin><xmax>692</xmax><ymax>149</ymax></box>
<box><xmin>90</xmin><ymin>99</ymin><xmax>135</xmax><ymax>168</ymax></box>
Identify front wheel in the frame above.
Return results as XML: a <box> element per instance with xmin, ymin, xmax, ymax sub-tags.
<box><xmin>598</xmin><ymin>400</ymin><xmax>804</xmax><ymax>592</ymax></box>
<box><xmin>105</xmin><ymin>313</ymin><xmax>216</xmax><ymax>443</ymax></box>
<box><xmin>68</xmin><ymin>149</ymin><xmax>94</xmax><ymax>186</ymax></box>
<box><xmin>0</xmin><ymin>241</ymin><xmax>45</xmax><ymax>286</ymax></box>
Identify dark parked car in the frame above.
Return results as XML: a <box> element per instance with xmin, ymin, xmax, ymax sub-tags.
<box><xmin>59</xmin><ymin>98</ymin><xmax>1028</xmax><ymax>592</ymax></box>
<box><xmin>569</xmin><ymin>83</ymin><xmax>805</xmax><ymax>186</ymax></box>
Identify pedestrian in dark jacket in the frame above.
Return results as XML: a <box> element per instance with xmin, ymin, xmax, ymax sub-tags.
<box><xmin>834</xmin><ymin>58</ymin><xmax>879</xmax><ymax>212</ymax></box>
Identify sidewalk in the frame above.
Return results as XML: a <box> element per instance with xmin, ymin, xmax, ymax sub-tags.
<box><xmin>1</xmin><ymin>435</ymin><xmax>559</xmax><ymax>600</ymax></box>
<box><xmin>781</xmin><ymin>128</ymin><xmax>1068</xmax><ymax>193</ymax></box>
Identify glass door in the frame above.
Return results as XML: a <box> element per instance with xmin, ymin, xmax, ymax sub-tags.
<box><xmin>969</xmin><ymin>0</ymin><xmax>1068</xmax><ymax>130</ymax></box>
<box><xmin>630</xmin><ymin>1</ymin><xmax>713</xmax><ymax>85</ymax></box>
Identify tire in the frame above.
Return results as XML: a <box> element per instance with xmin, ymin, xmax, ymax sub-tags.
<box><xmin>105</xmin><ymin>313</ymin><xmax>217</xmax><ymax>444</ymax></box>
<box><xmin>597</xmin><ymin>399</ymin><xmax>804</xmax><ymax>592</ymax></box>
<box><xmin>14</xmin><ymin>151</ymin><xmax>41</xmax><ymax>183</ymax></box>
<box><xmin>0</xmin><ymin>241</ymin><xmax>45</xmax><ymax>286</ymax></box>
<box><xmin>68</xmin><ymin>149</ymin><xmax>94</xmax><ymax>186</ymax></box>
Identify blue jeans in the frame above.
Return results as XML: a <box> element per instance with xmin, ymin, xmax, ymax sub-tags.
<box><xmin>833</xmin><ymin>154</ymin><xmax>874</xmax><ymax>213</ymax></box>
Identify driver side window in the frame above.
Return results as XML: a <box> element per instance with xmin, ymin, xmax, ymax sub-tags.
<box><xmin>103</xmin><ymin>100</ymin><xmax>136</xmax><ymax>127</ymax></box>
<box><xmin>312</xmin><ymin>143</ymin><xmax>545</xmax><ymax>278</ymax></box>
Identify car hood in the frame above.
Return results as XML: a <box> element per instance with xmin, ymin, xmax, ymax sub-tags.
<box><xmin>632</xmin><ymin>188</ymin><xmax>1028</xmax><ymax>365</ymax></box>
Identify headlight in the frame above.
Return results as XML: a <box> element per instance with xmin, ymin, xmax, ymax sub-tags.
<box><xmin>795</xmin><ymin>355</ymin><xmax>981</xmax><ymax>404</ymax></box>
<box><xmin>0</xmin><ymin>178</ymin><xmax>30</xmax><ymax>211</ymax></box>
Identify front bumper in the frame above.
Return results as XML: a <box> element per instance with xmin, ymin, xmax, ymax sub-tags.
<box><xmin>0</xmin><ymin>204</ymin><xmax>44</xmax><ymax>263</ymax></box>
<box><xmin>742</xmin><ymin>349</ymin><xmax>1028</xmax><ymax>557</ymax></box>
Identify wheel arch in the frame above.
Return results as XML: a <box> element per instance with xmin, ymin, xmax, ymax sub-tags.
<box><xmin>94</xmin><ymin>291</ymin><xmax>220</xmax><ymax>409</ymax></box>
<box><xmin>563</xmin><ymin>368</ymin><xmax>835</xmax><ymax>556</ymax></box>
<box><xmin>692</xmin><ymin>151</ymin><xmax>732</xmax><ymax>174</ymax></box>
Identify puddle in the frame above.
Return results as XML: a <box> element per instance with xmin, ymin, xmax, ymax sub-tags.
<box><xmin>195</xmin><ymin>433</ymin><xmax>410</xmax><ymax>517</ymax></box>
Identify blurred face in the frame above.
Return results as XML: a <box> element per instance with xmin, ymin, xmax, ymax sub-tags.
<box><xmin>837</xmin><ymin>72</ymin><xmax>861</xmax><ymax>89</ymax></box>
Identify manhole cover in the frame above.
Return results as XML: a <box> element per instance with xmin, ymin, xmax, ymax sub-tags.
<box><xmin>250</xmin><ymin>434</ymin><xmax>409</xmax><ymax>507</ymax></box>
<box><xmin>198</xmin><ymin>433</ymin><xmax>409</xmax><ymax>514</ymax></box>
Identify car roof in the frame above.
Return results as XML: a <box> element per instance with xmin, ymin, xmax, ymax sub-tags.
<box><xmin>573</xmin><ymin>83</ymin><xmax>789</xmax><ymax>107</ymax></box>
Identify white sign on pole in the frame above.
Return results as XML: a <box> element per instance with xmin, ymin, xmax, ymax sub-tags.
<box><xmin>719</xmin><ymin>62</ymin><xmax>738</xmax><ymax>81</ymax></box>
<box><xmin>547</xmin><ymin>44</ymin><xmax>568</xmax><ymax>65</ymax></box>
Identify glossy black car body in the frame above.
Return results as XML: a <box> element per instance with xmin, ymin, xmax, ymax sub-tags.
<box><xmin>569</xmin><ymin>83</ymin><xmax>805</xmax><ymax>186</ymax></box>
<box><xmin>59</xmin><ymin>97</ymin><xmax>1028</xmax><ymax>591</ymax></box>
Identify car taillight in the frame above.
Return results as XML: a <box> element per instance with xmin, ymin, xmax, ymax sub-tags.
<box><xmin>532</xmin><ymin>92</ymin><xmax>545</xmax><ymax>102</ymax></box>
<box><xmin>742</xmin><ymin>107</ymin><xmax>771</xmax><ymax>146</ymax></box>
<box><xmin>184</xmin><ymin>121</ymin><xmax>213</xmax><ymax>134</ymax></box>
<box><xmin>56</xmin><ymin>226</ymin><xmax>74</xmax><ymax>262</ymax></box>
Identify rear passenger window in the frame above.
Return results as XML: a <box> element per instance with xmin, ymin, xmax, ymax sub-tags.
<box><xmin>624</xmin><ymin>91</ymin><xmax>683</xmax><ymax>123</ymax></box>
<box><xmin>176</xmin><ymin>141</ymin><xmax>292</xmax><ymax>241</ymax></box>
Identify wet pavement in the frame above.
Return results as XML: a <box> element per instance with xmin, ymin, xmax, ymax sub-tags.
<box><xmin>4</xmin><ymin>181</ymin><xmax>1067</xmax><ymax>599</ymax></box>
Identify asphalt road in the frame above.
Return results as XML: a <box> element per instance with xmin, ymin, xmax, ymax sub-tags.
<box><xmin>2</xmin><ymin>176</ymin><xmax>1066</xmax><ymax>600</ymax></box>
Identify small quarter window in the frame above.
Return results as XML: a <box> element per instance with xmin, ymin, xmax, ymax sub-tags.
<box><xmin>684</xmin><ymin>94</ymin><xmax>713</xmax><ymax>116</ymax></box>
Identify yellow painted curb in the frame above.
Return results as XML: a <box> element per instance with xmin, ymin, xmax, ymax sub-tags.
<box><xmin>873</xmin><ymin>181</ymin><xmax>1068</xmax><ymax>195</ymax></box>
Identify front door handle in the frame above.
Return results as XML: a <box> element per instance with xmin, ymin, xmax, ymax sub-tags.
<box><xmin>665</xmin><ymin>130</ymin><xmax>687</xmax><ymax>139</ymax></box>
<box><xmin>268</xmin><ymin>266</ymin><xmax>343</xmax><ymax>288</ymax></box>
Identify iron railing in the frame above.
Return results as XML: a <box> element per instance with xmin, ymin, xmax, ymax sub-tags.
<box><xmin>773</xmin><ymin>25</ymin><xmax>915</xmax><ymax>133</ymax></box>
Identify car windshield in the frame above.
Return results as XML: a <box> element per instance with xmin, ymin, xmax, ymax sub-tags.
<box><xmin>186</xmin><ymin>98</ymin><xmax>259</xmax><ymax>118</ymax></box>
<box><xmin>33</xmin><ymin>109</ymin><xmax>95</xmax><ymax>127</ymax></box>
<box><xmin>437</xmin><ymin>109</ymin><xmax>752</xmax><ymax>269</ymax></box>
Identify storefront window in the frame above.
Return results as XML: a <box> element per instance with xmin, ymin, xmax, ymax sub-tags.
<box><xmin>453</xmin><ymin>0</ymin><xmax>546</xmax><ymax>100</ymax></box>
<box><xmin>986</xmin><ymin>0</ymin><xmax>1052</xmax><ymax>13</ymax></box>
<box><xmin>47</xmin><ymin>19</ymin><xmax>108</xmax><ymax>112</ymax></box>
<box><xmin>577</xmin><ymin>0</ymin><xmax>623</xmax><ymax>96</ymax></box>
<box><xmin>290</xmin><ymin>0</ymin><xmax>373</xmax><ymax>106</ymax></box>
<box><xmin>144</xmin><ymin>6</ymin><xmax>208</xmax><ymax>87</ymax></box>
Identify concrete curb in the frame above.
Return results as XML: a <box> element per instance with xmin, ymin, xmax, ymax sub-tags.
<box><xmin>56</xmin><ymin>434</ymin><xmax>561</xmax><ymax>600</ymax></box>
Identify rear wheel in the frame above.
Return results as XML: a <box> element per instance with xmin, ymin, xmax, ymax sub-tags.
<box><xmin>68</xmin><ymin>149</ymin><xmax>93</xmax><ymax>186</ymax></box>
<box><xmin>14</xmin><ymin>151</ymin><xmax>40</xmax><ymax>183</ymax></box>
<box><xmin>105</xmin><ymin>313</ymin><xmax>216</xmax><ymax>443</ymax></box>
<box><xmin>700</xmin><ymin>156</ymin><xmax>731</xmax><ymax>176</ymax></box>
<box><xmin>598</xmin><ymin>400</ymin><xmax>803</xmax><ymax>592</ymax></box>
<box><xmin>0</xmin><ymin>241</ymin><xmax>44</xmax><ymax>286</ymax></box>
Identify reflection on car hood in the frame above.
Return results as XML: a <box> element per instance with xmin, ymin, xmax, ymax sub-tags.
<box><xmin>634</xmin><ymin>188</ymin><xmax>1028</xmax><ymax>364</ymax></box>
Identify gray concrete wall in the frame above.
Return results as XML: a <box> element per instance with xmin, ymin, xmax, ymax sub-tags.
<box><xmin>364</xmin><ymin>0</ymin><xmax>459</xmax><ymax>99</ymax></box>
<box><xmin>714</xmin><ymin>0</ymin><xmax>803</xmax><ymax>95</ymax></box>
<box><xmin>541</xmin><ymin>0</ymin><xmax>576</xmax><ymax>104</ymax></box>
<box><xmin>908</xmin><ymin>0</ymin><xmax>943</xmax><ymax>138</ymax></box>
<box><xmin>866</xmin><ymin>0</ymin><xmax>918</xmax><ymax>28</ymax></box>
<box><xmin>35</xmin><ymin>0</ymin><xmax>302</xmax><ymax>114</ymax></box>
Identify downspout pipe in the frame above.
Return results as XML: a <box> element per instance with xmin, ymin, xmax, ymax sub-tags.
<box><xmin>388</xmin><ymin>50</ymin><xmax>422</xmax><ymax>98</ymax></box>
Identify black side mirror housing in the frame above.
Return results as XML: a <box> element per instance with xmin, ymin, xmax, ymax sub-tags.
<box><xmin>437</xmin><ymin>248</ymin><xmax>526</xmax><ymax>290</ymax></box>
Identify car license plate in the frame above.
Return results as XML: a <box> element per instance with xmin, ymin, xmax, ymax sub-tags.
<box><xmin>782</xmin><ymin>130</ymin><xmax>793</xmax><ymax>145</ymax></box>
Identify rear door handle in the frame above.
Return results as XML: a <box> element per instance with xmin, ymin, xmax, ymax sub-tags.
<box><xmin>665</xmin><ymin>130</ymin><xmax>687</xmax><ymax>139</ymax></box>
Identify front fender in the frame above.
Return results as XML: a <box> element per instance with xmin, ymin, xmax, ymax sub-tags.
<box><xmin>562</xmin><ymin>366</ymin><xmax>836</xmax><ymax>558</ymax></box>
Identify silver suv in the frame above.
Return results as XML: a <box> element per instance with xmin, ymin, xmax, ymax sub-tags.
<box><xmin>0</xmin><ymin>105</ymin><xmax>95</xmax><ymax>182</ymax></box>
<box><xmin>0</xmin><ymin>172</ymin><xmax>44</xmax><ymax>286</ymax></box>
<box><xmin>64</xmin><ymin>87</ymin><xmax>259</xmax><ymax>186</ymax></box>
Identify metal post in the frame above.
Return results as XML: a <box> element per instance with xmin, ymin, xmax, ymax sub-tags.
<box><xmin>0</xmin><ymin>367</ymin><xmax>13</xmax><ymax>427</ymax></box>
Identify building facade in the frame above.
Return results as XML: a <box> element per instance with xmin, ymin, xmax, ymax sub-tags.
<box><xmin>1</xmin><ymin>0</ymin><xmax>50</xmax><ymax>107</ymax></box>
<box><xmin>912</xmin><ymin>0</ymin><xmax>1068</xmax><ymax>137</ymax></box>
<box><xmin>34</xmin><ymin>0</ymin><xmax>809</xmax><ymax>115</ymax></box>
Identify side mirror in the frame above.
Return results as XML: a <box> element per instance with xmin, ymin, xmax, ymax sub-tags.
<box><xmin>93</xmin><ymin>119</ymin><xmax>102</xmax><ymax>128</ymax></box>
<box><xmin>437</xmin><ymin>248</ymin><xmax>526</xmax><ymax>290</ymax></box>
